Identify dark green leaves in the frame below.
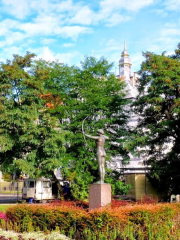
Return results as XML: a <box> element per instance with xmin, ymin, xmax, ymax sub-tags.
<box><xmin>132</xmin><ymin>44</ymin><xmax>180</xmax><ymax>194</ymax></box>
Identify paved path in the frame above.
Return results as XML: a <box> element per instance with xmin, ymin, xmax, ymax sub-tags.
<box><xmin>0</xmin><ymin>193</ymin><xmax>22</xmax><ymax>203</ymax></box>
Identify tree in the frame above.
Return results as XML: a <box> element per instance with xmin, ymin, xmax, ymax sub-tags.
<box><xmin>0</xmin><ymin>52</ymin><xmax>67</xmax><ymax>195</ymax></box>
<box><xmin>45</xmin><ymin>56</ymin><xmax>131</xmax><ymax>199</ymax></box>
<box><xmin>0</xmin><ymin>54</ymin><xmax>131</xmax><ymax>199</ymax></box>
<box><xmin>131</xmin><ymin>44</ymin><xmax>180</xmax><ymax>195</ymax></box>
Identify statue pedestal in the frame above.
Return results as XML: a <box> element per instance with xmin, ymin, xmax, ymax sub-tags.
<box><xmin>89</xmin><ymin>183</ymin><xmax>111</xmax><ymax>210</ymax></box>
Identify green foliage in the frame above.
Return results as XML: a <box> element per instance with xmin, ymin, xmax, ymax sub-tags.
<box><xmin>0</xmin><ymin>53</ymin><xmax>130</xmax><ymax>199</ymax></box>
<box><xmin>132</xmin><ymin>43</ymin><xmax>180</xmax><ymax>194</ymax></box>
<box><xmin>0</xmin><ymin>205</ymin><xmax>10</xmax><ymax>213</ymax></box>
<box><xmin>114</xmin><ymin>180</ymin><xmax>132</xmax><ymax>195</ymax></box>
<box><xmin>2</xmin><ymin>173</ymin><xmax>11</xmax><ymax>182</ymax></box>
<box><xmin>105</xmin><ymin>169</ymin><xmax>132</xmax><ymax>195</ymax></box>
<box><xmin>0</xmin><ymin>53</ymin><xmax>67</xmax><ymax>179</ymax></box>
<box><xmin>70</xmin><ymin>171</ymin><xmax>93</xmax><ymax>200</ymax></box>
<box><xmin>45</xmin><ymin>56</ymin><xmax>130</xmax><ymax>199</ymax></box>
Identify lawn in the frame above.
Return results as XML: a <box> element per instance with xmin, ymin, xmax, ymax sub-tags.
<box><xmin>0</xmin><ymin>205</ymin><xmax>11</xmax><ymax>212</ymax></box>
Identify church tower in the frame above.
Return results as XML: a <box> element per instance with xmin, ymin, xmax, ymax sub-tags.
<box><xmin>119</xmin><ymin>42</ymin><xmax>132</xmax><ymax>81</ymax></box>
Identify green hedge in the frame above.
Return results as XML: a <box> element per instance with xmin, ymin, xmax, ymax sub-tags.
<box><xmin>5</xmin><ymin>202</ymin><xmax>180</xmax><ymax>239</ymax></box>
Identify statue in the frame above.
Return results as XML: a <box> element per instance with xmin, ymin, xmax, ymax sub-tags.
<box><xmin>82</xmin><ymin>124</ymin><xmax>109</xmax><ymax>183</ymax></box>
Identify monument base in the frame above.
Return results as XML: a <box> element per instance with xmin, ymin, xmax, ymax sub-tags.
<box><xmin>89</xmin><ymin>183</ymin><xmax>111</xmax><ymax>210</ymax></box>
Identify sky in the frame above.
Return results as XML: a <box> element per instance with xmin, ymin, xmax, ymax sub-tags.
<box><xmin>0</xmin><ymin>0</ymin><xmax>180</xmax><ymax>74</ymax></box>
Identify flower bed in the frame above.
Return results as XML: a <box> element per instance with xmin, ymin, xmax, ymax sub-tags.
<box><xmin>0</xmin><ymin>228</ymin><xmax>70</xmax><ymax>240</ymax></box>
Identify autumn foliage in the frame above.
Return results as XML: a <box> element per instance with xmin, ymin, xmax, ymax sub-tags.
<box><xmin>3</xmin><ymin>201</ymin><xmax>180</xmax><ymax>239</ymax></box>
<box><xmin>40</xmin><ymin>93</ymin><xmax>64</xmax><ymax>109</ymax></box>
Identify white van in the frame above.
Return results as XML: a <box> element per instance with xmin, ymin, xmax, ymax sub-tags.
<box><xmin>22</xmin><ymin>177</ymin><xmax>58</xmax><ymax>202</ymax></box>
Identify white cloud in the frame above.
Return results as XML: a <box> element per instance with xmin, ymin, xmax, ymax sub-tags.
<box><xmin>37</xmin><ymin>47</ymin><xmax>56</xmax><ymax>61</ymax></box>
<box><xmin>0</xmin><ymin>0</ymin><xmax>76</xmax><ymax>19</ymax></box>
<box><xmin>1</xmin><ymin>0</ymin><xmax>30</xmax><ymax>19</ymax></box>
<box><xmin>5</xmin><ymin>32</ymin><xmax>26</xmax><ymax>45</ymax></box>
<box><xmin>51</xmin><ymin>0</ymin><xmax>78</xmax><ymax>13</ymax></box>
<box><xmin>0</xmin><ymin>0</ymin><xmax>155</xmax><ymax>46</ymax></box>
<box><xmin>0</xmin><ymin>13</ymin><xmax>92</xmax><ymax>42</ymax></box>
<box><xmin>0</xmin><ymin>19</ymin><xmax>28</xmax><ymax>46</ymax></box>
<box><xmin>131</xmin><ymin>54</ymin><xmax>144</xmax><ymax>72</ymax></box>
<box><xmin>154</xmin><ymin>9</ymin><xmax>168</xmax><ymax>18</ymax></box>
<box><xmin>37</xmin><ymin>46</ymin><xmax>83</xmax><ymax>65</ymax></box>
<box><xmin>100</xmin><ymin>0</ymin><xmax>155</xmax><ymax>13</ymax></box>
<box><xmin>0</xmin><ymin>0</ymin><xmax>91</xmax><ymax>23</ymax></box>
<box><xmin>55</xmin><ymin>26</ymin><xmax>93</xmax><ymax>40</ymax></box>
<box><xmin>0</xmin><ymin>45</ymin><xmax>24</xmax><ymax>62</ymax></box>
<box><xmin>69</xmin><ymin>6</ymin><xmax>95</xmax><ymax>25</ymax></box>
<box><xmin>164</xmin><ymin>0</ymin><xmax>180</xmax><ymax>10</ymax></box>
<box><xmin>0</xmin><ymin>0</ymin><xmax>156</xmax><ymax>30</ymax></box>
<box><xmin>97</xmin><ymin>0</ymin><xmax>154</xmax><ymax>27</ymax></box>
<box><xmin>105</xmin><ymin>14</ymin><xmax>131</xmax><ymax>26</ymax></box>
<box><xmin>19</xmin><ymin>21</ymin><xmax>56</xmax><ymax>36</ymax></box>
<box><xmin>0</xmin><ymin>19</ymin><xmax>19</xmax><ymax>36</ymax></box>
<box><xmin>160</xmin><ymin>28</ymin><xmax>180</xmax><ymax>37</ymax></box>
<box><xmin>55</xmin><ymin>51</ymin><xmax>83</xmax><ymax>65</ymax></box>
<box><xmin>106</xmin><ymin>39</ymin><xmax>119</xmax><ymax>47</ymax></box>
<box><xmin>41</xmin><ymin>38</ymin><xmax>57</xmax><ymax>45</ymax></box>
<box><xmin>63</xmin><ymin>43</ymin><xmax>76</xmax><ymax>47</ymax></box>
<box><xmin>0</xmin><ymin>41</ymin><xmax>7</xmax><ymax>48</ymax></box>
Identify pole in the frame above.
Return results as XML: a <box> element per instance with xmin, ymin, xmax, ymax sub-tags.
<box><xmin>144</xmin><ymin>158</ymin><xmax>147</xmax><ymax>195</ymax></box>
<box><xmin>17</xmin><ymin>179</ymin><xmax>19</xmax><ymax>202</ymax></box>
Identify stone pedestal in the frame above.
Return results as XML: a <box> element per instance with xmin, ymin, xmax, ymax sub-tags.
<box><xmin>89</xmin><ymin>183</ymin><xmax>111</xmax><ymax>210</ymax></box>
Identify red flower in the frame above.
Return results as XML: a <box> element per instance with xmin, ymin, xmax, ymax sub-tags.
<box><xmin>0</xmin><ymin>212</ymin><xmax>7</xmax><ymax>222</ymax></box>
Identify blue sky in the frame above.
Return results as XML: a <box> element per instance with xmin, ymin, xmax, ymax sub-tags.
<box><xmin>0</xmin><ymin>0</ymin><xmax>180</xmax><ymax>74</ymax></box>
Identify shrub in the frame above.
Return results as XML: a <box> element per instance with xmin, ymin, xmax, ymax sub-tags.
<box><xmin>111</xmin><ymin>199</ymin><xmax>134</xmax><ymax>208</ymax></box>
<box><xmin>48</xmin><ymin>199</ymin><xmax>89</xmax><ymax>210</ymax></box>
<box><xmin>136</xmin><ymin>194</ymin><xmax>159</xmax><ymax>204</ymax></box>
<box><xmin>5</xmin><ymin>202</ymin><xmax>180</xmax><ymax>239</ymax></box>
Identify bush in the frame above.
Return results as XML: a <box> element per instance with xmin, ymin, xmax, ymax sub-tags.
<box><xmin>4</xmin><ymin>202</ymin><xmax>180</xmax><ymax>239</ymax></box>
<box><xmin>136</xmin><ymin>194</ymin><xmax>159</xmax><ymax>204</ymax></box>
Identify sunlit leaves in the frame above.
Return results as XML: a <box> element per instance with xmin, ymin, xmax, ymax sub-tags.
<box><xmin>132</xmin><ymin>43</ymin><xmax>180</xmax><ymax>194</ymax></box>
<box><xmin>0</xmin><ymin>53</ymin><xmax>66</xmax><ymax>178</ymax></box>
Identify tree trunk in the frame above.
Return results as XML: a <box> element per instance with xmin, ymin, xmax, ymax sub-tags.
<box><xmin>51</xmin><ymin>171</ymin><xmax>64</xmax><ymax>198</ymax></box>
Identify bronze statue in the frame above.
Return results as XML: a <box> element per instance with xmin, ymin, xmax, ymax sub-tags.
<box><xmin>82</xmin><ymin>125</ymin><xmax>109</xmax><ymax>183</ymax></box>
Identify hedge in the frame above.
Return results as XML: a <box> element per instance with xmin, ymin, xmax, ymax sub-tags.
<box><xmin>3</xmin><ymin>201</ymin><xmax>180</xmax><ymax>239</ymax></box>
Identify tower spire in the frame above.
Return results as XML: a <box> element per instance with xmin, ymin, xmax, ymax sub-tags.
<box><xmin>119</xmin><ymin>42</ymin><xmax>132</xmax><ymax>81</ymax></box>
<box><xmin>124</xmin><ymin>41</ymin><xmax>126</xmax><ymax>51</ymax></box>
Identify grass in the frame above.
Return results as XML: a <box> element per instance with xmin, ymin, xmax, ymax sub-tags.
<box><xmin>0</xmin><ymin>205</ymin><xmax>11</xmax><ymax>212</ymax></box>
<box><xmin>0</xmin><ymin>191</ymin><xmax>22</xmax><ymax>194</ymax></box>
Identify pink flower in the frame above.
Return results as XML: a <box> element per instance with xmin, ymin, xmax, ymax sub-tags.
<box><xmin>0</xmin><ymin>212</ymin><xmax>7</xmax><ymax>222</ymax></box>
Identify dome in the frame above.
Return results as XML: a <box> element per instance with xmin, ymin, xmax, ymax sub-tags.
<box><xmin>119</xmin><ymin>55</ymin><xmax>132</xmax><ymax>65</ymax></box>
<box><xmin>121</xmin><ymin>49</ymin><xmax>129</xmax><ymax>56</ymax></box>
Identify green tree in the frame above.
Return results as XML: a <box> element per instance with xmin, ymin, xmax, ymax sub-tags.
<box><xmin>131</xmin><ymin>44</ymin><xmax>180</xmax><ymax>195</ymax></box>
<box><xmin>0</xmin><ymin>52</ymin><xmax>67</xmax><ymax>194</ymax></box>
<box><xmin>45</xmin><ymin>56</ymin><xmax>131</xmax><ymax>199</ymax></box>
<box><xmin>0</xmin><ymin>54</ymin><xmax>131</xmax><ymax>199</ymax></box>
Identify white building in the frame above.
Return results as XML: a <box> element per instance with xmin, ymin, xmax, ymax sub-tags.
<box><xmin>115</xmin><ymin>42</ymin><xmax>144</xmax><ymax>173</ymax></box>
<box><xmin>114</xmin><ymin>43</ymin><xmax>163</xmax><ymax>200</ymax></box>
